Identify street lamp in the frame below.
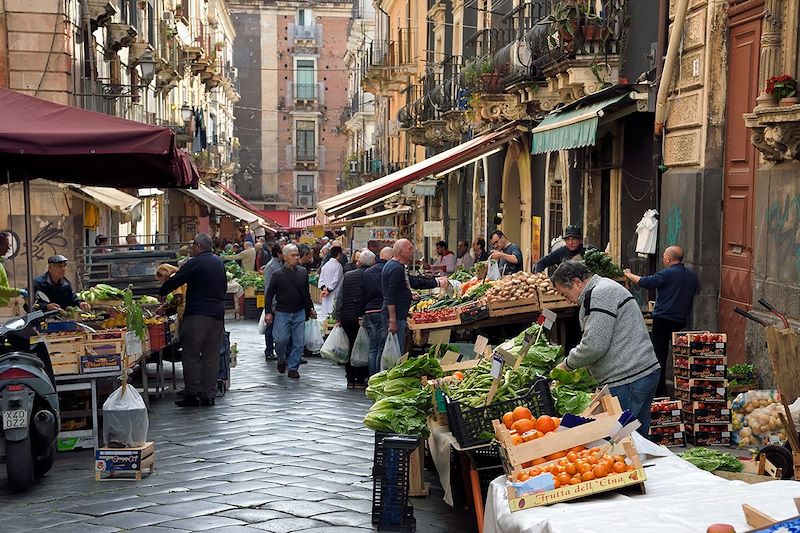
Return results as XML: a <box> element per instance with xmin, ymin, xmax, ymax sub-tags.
<box><xmin>137</xmin><ymin>49</ymin><xmax>156</xmax><ymax>86</ymax></box>
<box><xmin>181</xmin><ymin>103</ymin><xmax>193</xmax><ymax>123</ymax></box>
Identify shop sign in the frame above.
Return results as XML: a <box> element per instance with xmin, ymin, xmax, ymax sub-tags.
<box><xmin>423</xmin><ymin>221</ymin><xmax>443</xmax><ymax>237</ymax></box>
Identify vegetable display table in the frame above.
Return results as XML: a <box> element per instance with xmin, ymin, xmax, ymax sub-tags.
<box><xmin>483</xmin><ymin>433</ymin><xmax>800</xmax><ymax>533</ymax></box>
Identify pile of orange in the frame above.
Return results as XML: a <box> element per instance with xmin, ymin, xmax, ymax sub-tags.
<box><xmin>502</xmin><ymin>406</ymin><xmax>560</xmax><ymax>445</ymax></box>
<box><xmin>512</xmin><ymin>446</ymin><xmax>635</xmax><ymax>488</ymax></box>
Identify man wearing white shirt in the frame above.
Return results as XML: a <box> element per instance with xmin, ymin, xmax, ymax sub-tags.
<box><xmin>429</xmin><ymin>241</ymin><xmax>457</xmax><ymax>275</ymax></box>
<box><xmin>455</xmin><ymin>240</ymin><xmax>475</xmax><ymax>269</ymax></box>
<box><xmin>318</xmin><ymin>245</ymin><xmax>344</xmax><ymax>320</ymax></box>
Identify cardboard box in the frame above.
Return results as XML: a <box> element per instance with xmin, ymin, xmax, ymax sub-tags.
<box><xmin>58</xmin><ymin>434</ymin><xmax>94</xmax><ymax>451</ymax></box>
<box><xmin>508</xmin><ymin>468</ymin><xmax>646</xmax><ymax>510</ymax></box>
<box><xmin>80</xmin><ymin>354</ymin><xmax>122</xmax><ymax>374</ymax></box>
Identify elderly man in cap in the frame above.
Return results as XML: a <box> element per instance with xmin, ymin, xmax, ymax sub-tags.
<box><xmin>34</xmin><ymin>255</ymin><xmax>90</xmax><ymax>312</ymax></box>
<box><xmin>535</xmin><ymin>224</ymin><xmax>588</xmax><ymax>273</ymax></box>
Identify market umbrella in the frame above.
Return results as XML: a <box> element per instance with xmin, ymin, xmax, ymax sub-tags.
<box><xmin>0</xmin><ymin>87</ymin><xmax>199</xmax><ymax>297</ymax></box>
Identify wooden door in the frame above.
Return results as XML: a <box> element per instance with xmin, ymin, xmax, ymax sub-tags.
<box><xmin>719</xmin><ymin>11</ymin><xmax>761</xmax><ymax>363</ymax></box>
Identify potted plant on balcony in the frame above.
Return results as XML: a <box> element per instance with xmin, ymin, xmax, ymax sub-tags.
<box><xmin>766</xmin><ymin>74</ymin><xmax>799</xmax><ymax>106</ymax></box>
<box><xmin>215</xmin><ymin>41</ymin><xmax>225</xmax><ymax>52</ymax></box>
<box><xmin>477</xmin><ymin>55</ymin><xmax>501</xmax><ymax>93</ymax></box>
<box><xmin>548</xmin><ymin>1</ymin><xmax>580</xmax><ymax>44</ymax></box>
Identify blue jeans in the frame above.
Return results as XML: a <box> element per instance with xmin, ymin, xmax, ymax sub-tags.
<box><xmin>364</xmin><ymin>313</ymin><xmax>386</xmax><ymax>376</ymax></box>
<box><xmin>609</xmin><ymin>369</ymin><xmax>660</xmax><ymax>436</ymax></box>
<box><xmin>273</xmin><ymin>310</ymin><xmax>306</xmax><ymax>371</ymax></box>
<box><xmin>395</xmin><ymin>319</ymin><xmax>408</xmax><ymax>355</ymax></box>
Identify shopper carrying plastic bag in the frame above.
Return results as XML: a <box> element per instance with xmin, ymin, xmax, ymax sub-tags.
<box><xmin>320</xmin><ymin>324</ymin><xmax>349</xmax><ymax>364</ymax></box>
<box><xmin>380</xmin><ymin>332</ymin><xmax>402</xmax><ymax>370</ymax></box>
<box><xmin>304</xmin><ymin>319</ymin><xmax>324</xmax><ymax>352</ymax></box>
<box><xmin>257</xmin><ymin>310</ymin><xmax>267</xmax><ymax>335</ymax></box>
<box><xmin>350</xmin><ymin>326</ymin><xmax>370</xmax><ymax>368</ymax></box>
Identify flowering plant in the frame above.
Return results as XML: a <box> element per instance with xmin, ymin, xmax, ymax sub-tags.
<box><xmin>766</xmin><ymin>75</ymin><xmax>797</xmax><ymax>99</ymax></box>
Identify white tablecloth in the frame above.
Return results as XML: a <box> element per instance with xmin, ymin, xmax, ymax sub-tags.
<box><xmin>484</xmin><ymin>433</ymin><xmax>800</xmax><ymax>532</ymax></box>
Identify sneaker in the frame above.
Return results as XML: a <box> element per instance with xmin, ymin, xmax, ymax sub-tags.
<box><xmin>175</xmin><ymin>396</ymin><xmax>201</xmax><ymax>407</ymax></box>
<box><xmin>300</xmin><ymin>359</ymin><xmax>308</xmax><ymax>365</ymax></box>
<box><xmin>288</xmin><ymin>369</ymin><xmax>300</xmax><ymax>379</ymax></box>
<box><xmin>277</xmin><ymin>361</ymin><xmax>287</xmax><ymax>374</ymax></box>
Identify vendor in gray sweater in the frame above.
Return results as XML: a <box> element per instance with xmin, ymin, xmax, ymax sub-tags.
<box><xmin>551</xmin><ymin>261</ymin><xmax>660</xmax><ymax>435</ymax></box>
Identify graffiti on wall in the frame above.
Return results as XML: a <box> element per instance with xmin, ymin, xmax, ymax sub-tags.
<box><xmin>665</xmin><ymin>205</ymin><xmax>682</xmax><ymax>246</ymax></box>
<box><xmin>5</xmin><ymin>216</ymin><xmax>75</xmax><ymax>286</ymax></box>
<box><xmin>764</xmin><ymin>194</ymin><xmax>800</xmax><ymax>282</ymax></box>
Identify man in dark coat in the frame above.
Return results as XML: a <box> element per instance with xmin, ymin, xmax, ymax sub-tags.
<box><xmin>335</xmin><ymin>249</ymin><xmax>375</xmax><ymax>388</ymax></box>
<box><xmin>363</xmin><ymin>247</ymin><xmax>392</xmax><ymax>375</ymax></box>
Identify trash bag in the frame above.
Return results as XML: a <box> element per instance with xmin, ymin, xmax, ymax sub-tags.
<box><xmin>380</xmin><ymin>332</ymin><xmax>402</xmax><ymax>370</ymax></box>
<box><xmin>320</xmin><ymin>324</ymin><xmax>349</xmax><ymax>364</ymax></box>
<box><xmin>350</xmin><ymin>326</ymin><xmax>370</xmax><ymax>367</ymax></box>
<box><xmin>257</xmin><ymin>310</ymin><xmax>267</xmax><ymax>335</ymax></box>
<box><xmin>102</xmin><ymin>384</ymin><xmax>149</xmax><ymax>448</ymax></box>
<box><xmin>304</xmin><ymin>319</ymin><xmax>324</xmax><ymax>353</ymax></box>
<box><xmin>487</xmin><ymin>260</ymin><xmax>501</xmax><ymax>281</ymax></box>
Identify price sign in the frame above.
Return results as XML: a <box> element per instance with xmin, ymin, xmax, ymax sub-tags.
<box><xmin>440</xmin><ymin>350</ymin><xmax>460</xmax><ymax>365</ymax></box>
<box><xmin>490</xmin><ymin>354</ymin><xmax>504</xmax><ymax>378</ymax></box>
<box><xmin>474</xmin><ymin>335</ymin><xmax>489</xmax><ymax>357</ymax></box>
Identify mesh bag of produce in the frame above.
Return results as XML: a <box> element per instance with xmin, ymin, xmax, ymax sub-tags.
<box><xmin>732</xmin><ymin>389</ymin><xmax>782</xmax><ymax>448</ymax></box>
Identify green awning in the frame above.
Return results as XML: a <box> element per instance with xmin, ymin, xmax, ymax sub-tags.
<box><xmin>530</xmin><ymin>93</ymin><xmax>630</xmax><ymax>155</ymax></box>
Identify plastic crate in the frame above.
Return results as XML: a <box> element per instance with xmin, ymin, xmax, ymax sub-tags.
<box><xmin>372</xmin><ymin>433</ymin><xmax>419</xmax><ymax>532</ymax></box>
<box><xmin>470</xmin><ymin>444</ymin><xmax>505</xmax><ymax>499</ymax></box>
<box><xmin>147</xmin><ymin>323</ymin><xmax>166</xmax><ymax>350</ymax></box>
<box><xmin>445</xmin><ymin>378</ymin><xmax>556</xmax><ymax>448</ymax></box>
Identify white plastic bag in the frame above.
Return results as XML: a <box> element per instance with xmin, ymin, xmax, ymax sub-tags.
<box><xmin>304</xmin><ymin>319</ymin><xmax>324</xmax><ymax>353</ymax></box>
<box><xmin>350</xmin><ymin>326</ymin><xmax>370</xmax><ymax>367</ymax></box>
<box><xmin>257</xmin><ymin>310</ymin><xmax>267</xmax><ymax>334</ymax></box>
<box><xmin>102</xmin><ymin>384</ymin><xmax>149</xmax><ymax>447</ymax></box>
<box><xmin>487</xmin><ymin>260</ymin><xmax>501</xmax><ymax>281</ymax></box>
<box><xmin>380</xmin><ymin>332</ymin><xmax>402</xmax><ymax>370</ymax></box>
<box><xmin>320</xmin><ymin>324</ymin><xmax>349</xmax><ymax>364</ymax></box>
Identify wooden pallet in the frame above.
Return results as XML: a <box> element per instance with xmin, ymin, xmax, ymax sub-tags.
<box><xmin>488</xmin><ymin>295</ymin><xmax>540</xmax><ymax>317</ymax></box>
<box><xmin>539</xmin><ymin>292</ymin><xmax>576</xmax><ymax>310</ymax></box>
<box><xmin>407</xmin><ymin>316</ymin><xmax>461</xmax><ymax>331</ymax></box>
<box><xmin>53</xmin><ymin>363</ymin><xmax>79</xmax><ymax>376</ymax></box>
<box><xmin>84</xmin><ymin>338</ymin><xmax>126</xmax><ymax>356</ymax></box>
<box><xmin>85</xmin><ymin>329</ymin><xmax>126</xmax><ymax>342</ymax></box>
<box><xmin>95</xmin><ymin>442</ymin><xmax>155</xmax><ymax>481</ymax></box>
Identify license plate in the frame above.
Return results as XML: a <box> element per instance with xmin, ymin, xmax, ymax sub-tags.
<box><xmin>3</xmin><ymin>410</ymin><xmax>27</xmax><ymax>430</ymax></box>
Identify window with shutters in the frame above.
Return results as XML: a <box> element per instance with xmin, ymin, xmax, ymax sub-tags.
<box><xmin>296</xmin><ymin>121</ymin><xmax>316</xmax><ymax>162</ymax></box>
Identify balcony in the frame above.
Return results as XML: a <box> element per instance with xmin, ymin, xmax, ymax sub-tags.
<box><xmin>285</xmin><ymin>145</ymin><xmax>326</xmax><ymax>170</ymax></box>
<box><xmin>361</xmin><ymin>29</ymin><xmax>416</xmax><ymax>93</ymax></box>
<box><xmin>285</xmin><ymin>82</ymin><xmax>325</xmax><ymax>109</ymax></box>
<box><xmin>289</xmin><ymin>23</ymin><xmax>322</xmax><ymax>48</ymax></box>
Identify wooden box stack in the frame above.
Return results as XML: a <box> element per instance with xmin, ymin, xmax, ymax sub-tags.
<box><xmin>648</xmin><ymin>398</ymin><xmax>685</xmax><ymax>447</ymax></box>
<box><xmin>673</xmin><ymin>332</ymin><xmax>732</xmax><ymax>445</ymax></box>
<box><xmin>34</xmin><ymin>332</ymin><xmax>85</xmax><ymax>375</ymax></box>
<box><xmin>83</xmin><ymin>329</ymin><xmax>127</xmax><ymax>373</ymax></box>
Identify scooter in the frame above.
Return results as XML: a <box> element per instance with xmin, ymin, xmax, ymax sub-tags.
<box><xmin>0</xmin><ymin>307</ymin><xmax>61</xmax><ymax>491</ymax></box>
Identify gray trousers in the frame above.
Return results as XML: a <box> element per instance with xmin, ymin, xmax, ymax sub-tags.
<box><xmin>180</xmin><ymin>315</ymin><xmax>224</xmax><ymax>399</ymax></box>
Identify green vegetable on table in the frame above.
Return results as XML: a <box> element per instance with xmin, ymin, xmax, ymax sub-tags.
<box><xmin>584</xmin><ymin>249</ymin><xmax>624</xmax><ymax>279</ymax></box>
<box><xmin>449</xmin><ymin>266</ymin><xmax>474</xmax><ymax>283</ymax></box>
<box><xmin>78</xmin><ymin>283</ymin><xmax>126</xmax><ymax>302</ymax></box>
<box><xmin>123</xmin><ymin>287</ymin><xmax>145</xmax><ymax>340</ymax></box>
<box><xmin>428</xmin><ymin>343</ymin><xmax>459</xmax><ymax>359</ymax></box>
<box><xmin>679</xmin><ymin>447</ymin><xmax>743</xmax><ymax>472</ymax></box>
<box><xmin>363</xmin><ymin>389</ymin><xmax>432</xmax><ymax>436</ymax></box>
<box><xmin>237</xmin><ymin>271</ymin><xmax>265</xmax><ymax>291</ymax></box>
<box><xmin>386</xmin><ymin>355</ymin><xmax>443</xmax><ymax>380</ymax></box>
<box><xmin>549</xmin><ymin>367</ymin><xmax>598</xmax><ymax>415</ymax></box>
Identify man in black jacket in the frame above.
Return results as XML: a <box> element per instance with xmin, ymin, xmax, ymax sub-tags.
<box><xmin>264</xmin><ymin>244</ymin><xmax>317</xmax><ymax>378</ymax></box>
<box><xmin>535</xmin><ymin>225</ymin><xmax>587</xmax><ymax>273</ymax></box>
<box><xmin>363</xmin><ymin>247</ymin><xmax>392</xmax><ymax>376</ymax></box>
<box><xmin>335</xmin><ymin>249</ymin><xmax>374</xmax><ymax>388</ymax></box>
<box><xmin>34</xmin><ymin>255</ymin><xmax>90</xmax><ymax>312</ymax></box>
<box><xmin>159</xmin><ymin>233</ymin><xmax>227</xmax><ymax>407</ymax></box>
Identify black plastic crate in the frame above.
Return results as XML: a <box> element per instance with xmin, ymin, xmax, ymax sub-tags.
<box><xmin>372</xmin><ymin>433</ymin><xmax>420</xmax><ymax>532</ymax></box>
<box><xmin>445</xmin><ymin>378</ymin><xmax>556</xmax><ymax>448</ymax></box>
<box><xmin>470</xmin><ymin>444</ymin><xmax>505</xmax><ymax>499</ymax></box>
<box><xmin>243</xmin><ymin>298</ymin><xmax>261</xmax><ymax>320</ymax></box>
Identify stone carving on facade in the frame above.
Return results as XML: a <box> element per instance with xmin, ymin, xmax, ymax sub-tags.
<box><xmin>128</xmin><ymin>42</ymin><xmax>153</xmax><ymax>65</ymax></box>
<box><xmin>105</xmin><ymin>23</ymin><xmax>137</xmax><ymax>58</ymax></box>
<box><xmin>746</xmin><ymin>105</ymin><xmax>800</xmax><ymax>162</ymax></box>
<box><xmin>87</xmin><ymin>0</ymin><xmax>116</xmax><ymax>30</ymax></box>
<box><xmin>540</xmin><ymin>56</ymin><xmax>621</xmax><ymax>104</ymax></box>
<box><xmin>406</xmin><ymin>126</ymin><xmax>427</xmax><ymax>146</ymax></box>
<box><xmin>442</xmin><ymin>110</ymin><xmax>469</xmax><ymax>138</ymax></box>
<box><xmin>470</xmin><ymin>93</ymin><xmax>530</xmax><ymax>125</ymax></box>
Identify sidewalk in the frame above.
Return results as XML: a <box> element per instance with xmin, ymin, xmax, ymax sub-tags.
<box><xmin>0</xmin><ymin>319</ymin><xmax>475</xmax><ymax>532</ymax></box>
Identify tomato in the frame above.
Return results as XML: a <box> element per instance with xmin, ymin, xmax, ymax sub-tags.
<box><xmin>565</xmin><ymin>463</ymin><xmax>577</xmax><ymax>476</ymax></box>
<box><xmin>581</xmin><ymin>471</ymin><xmax>595</xmax><ymax>482</ymax></box>
<box><xmin>593</xmin><ymin>465</ymin><xmax>609</xmax><ymax>478</ymax></box>
<box><xmin>613</xmin><ymin>461</ymin><xmax>627</xmax><ymax>473</ymax></box>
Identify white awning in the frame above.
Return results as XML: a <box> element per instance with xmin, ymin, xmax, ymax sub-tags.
<box><xmin>67</xmin><ymin>184</ymin><xmax>141</xmax><ymax>219</ymax></box>
<box><xmin>343</xmin><ymin>205</ymin><xmax>413</xmax><ymax>225</ymax></box>
<box><xmin>182</xmin><ymin>185</ymin><xmax>263</xmax><ymax>225</ymax></box>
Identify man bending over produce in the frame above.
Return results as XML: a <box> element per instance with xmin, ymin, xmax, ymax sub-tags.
<box><xmin>34</xmin><ymin>255</ymin><xmax>90</xmax><ymax>312</ymax></box>
<box><xmin>552</xmin><ymin>261</ymin><xmax>660</xmax><ymax>435</ymax></box>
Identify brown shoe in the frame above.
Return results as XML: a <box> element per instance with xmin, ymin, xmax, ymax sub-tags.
<box><xmin>277</xmin><ymin>362</ymin><xmax>287</xmax><ymax>374</ymax></box>
<box><xmin>288</xmin><ymin>369</ymin><xmax>300</xmax><ymax>379</ymax></box>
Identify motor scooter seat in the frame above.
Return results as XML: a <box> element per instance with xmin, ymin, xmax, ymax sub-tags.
<box><xmin>0</xmin><ymin>351</ymin><xmax>46</xmax><ymax>369</ymax></box>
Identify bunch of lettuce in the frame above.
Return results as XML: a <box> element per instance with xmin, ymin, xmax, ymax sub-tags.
<box><xmin>679</xmin><ymin>447</ymin><xmax>743</xmax><ymax>472</ymax></box>
<box><xmin>549</xmin><ymin>367</ymin><xmax>598</xmax><ymax>415</ymax></box>
<box><xmin>365</xmin><ymin>371</ymin><xmax>426</xmax><ymax>402</ymax></box>
<box><xmin>387</xmin><ymin>355</ymin><xmax>443</xmax><ymax>380</ymax></box>
<box><xmin>363</xmin><ymin>389</ymin><xmax>432</xmax><ymax>436</ymax></box>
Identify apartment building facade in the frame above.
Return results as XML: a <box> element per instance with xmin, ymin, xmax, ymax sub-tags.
<box><xmin>230</xmin><ymin>0</ymin><xmax>350</xmax><ymax>218</ymax></box>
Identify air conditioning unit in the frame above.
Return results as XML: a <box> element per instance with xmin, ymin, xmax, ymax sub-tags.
<box><xmin>162</xmin><ymin>11</ymin><xmax>174</xmax><ymax>21</ymax></box>
<box><xmin>349</xmin><ymin>160</ymin><xmax>359</xmax><ymax>173</ymax></box>
<box><xmin>297</xmin><ymin>193</ymin><xmax>314</xmax><ymax>207</ymax></box>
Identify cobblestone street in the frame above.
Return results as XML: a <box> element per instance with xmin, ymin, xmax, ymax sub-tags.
<box><xmin>0</xmin><ymin>320</ymin><xmax>474</xmax><ymax>533</ymax></box>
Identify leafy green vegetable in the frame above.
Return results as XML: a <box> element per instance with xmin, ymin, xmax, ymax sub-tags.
<box><xmin>584</xmin><ymin>249</ymin><xmax>624</xmax><ymax>278</ymax></box>
<box><xmin>549</xmin><ymin>367</ymin><xmax>598</xmax><ymax>415</ymax></box>
<box><xmin>428</xmin><ymin>343</ymin><xmax>459</xmax><ymax>359</ymax></box>
<box><xmin>552</xmin><ymin>387</ymin><xmax>592</xmax><ymax>415</ymax></box>
<box><xmin>363</xmin><ymin>389</ymin><xmax>432</xmax><ymax>436</ymax></box>
<box><xmin>383</xmin><ymin>377</ymin><xmax>424</xmax><ymax>397</ymax></box>
<box><xmin>679</xmin><ymin>447</ymin><xmax>743</xmax><ymax>472</ymax></box>
<box><xmin>386</xmin><ymin>355</ymin><xmax>443</xmax><ymax>380</ymax></box>
<box><xmin>449</xmin><ymin>266</ymin><xmax>474</xmax><ymax>282</ymax></box>
<box><xmin>237</xmin><ymin>271</ymin><xmax>265</xmax><ymax>291</ymax></box>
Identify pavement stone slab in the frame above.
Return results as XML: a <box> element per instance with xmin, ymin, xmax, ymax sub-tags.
<box><xmin>86</xmin><ymin>511</ymin><xmax>176</xmax><ymax>529</ymax></box>
<box><xmin>208</xmin><ymin>492</ymin><xmax>284</xmax><ymax>508</ymax></box>
<box><xmin>219</xmin><ymin>508</ymin><xmax>293</xmax><ymax>523</ymax></box>
<box><xmin>314</xmin><ymin>509</ymin><xmax>373</xmax><ymax>527</ymax></box>
<box><xmin>37</xmin><ymin>524</ymin><xmax>122</xmax><ymax>533</ymax></box>
<box><xmin>156</xmin><ymin>515</ymin><xmax>248</xmax><ymax>531</ymax></box>
<box><xmin>149</xmin><ymin>500</ymin><xmax>235</xmax><ymax>518</ymax></box>
<box><xmin>261</xmin><ymin>499</ymin><xmax>344</xmax><ymax>518</ymax></box>
<box><xmin>249</xmin><ymin>517</ymin><xmax>330</xmax><ymax>532</ymax></box>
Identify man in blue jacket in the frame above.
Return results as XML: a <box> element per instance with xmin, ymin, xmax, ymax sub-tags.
<box><xmin>159</xmin><ymin>233</ymin><xmax>227</xmax><ymax>407</ymax></box>
<box><xmin>363</xmin><ymin>247</ymin><xmax>392</xmax><ymax>376</ymax></box>
<box><xmin>624</xmin><ymin>245</ymin><xmax>699</xmax><ymax>396</ymax></box>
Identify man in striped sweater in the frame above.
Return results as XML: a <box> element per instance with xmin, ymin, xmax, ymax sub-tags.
<box><xmin>551</xmin><ymin>261</ymin><xmax>660</xmax><ymax>435</ymax></box>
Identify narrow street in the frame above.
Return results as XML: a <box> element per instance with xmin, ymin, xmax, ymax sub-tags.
<box><xmin>0</xmin><ymin>320</ymin><xmax>473</xmax><ymax>533</ymax></box>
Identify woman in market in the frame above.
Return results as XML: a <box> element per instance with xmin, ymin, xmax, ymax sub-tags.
<box><xmin>335</xmin><ymin>249</ymin><xmax>374</xmax><ymax>388</ymax></box>
<box><xmin>155</xmin><ymin>263</ymin><xmax>186</xmax><ymax>323</ymax></box>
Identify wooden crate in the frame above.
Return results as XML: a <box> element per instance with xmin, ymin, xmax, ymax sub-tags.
<box><xmin>39</xmin><ymin>334</ymin><xmax>84</xmax><ymax>357</ymax></box>
<box><xmin>244</xmin><ymin>287</ymin><xmax>256</xmax><ymax>298</ymax></box>
<box><xmin>53</xmin><ymin>363</ymin><xmax>79</xmax><ymax>376</ymax></box>
<box><xmin>85</xmin><ymin>329</ymin><xmax>127</xmax><ymax>342</ymax></box>
<box><xmin>51</xmin><ymin>352</ymin><xmax>79</xmax><ymax>366</ymax></box>
<box><xmin>407</xmin><ymin>316</ymin><xmax>461</xmax><ymax>331</ymax></box>
<box><xmin>95</xmin><ymin>442</ymin><xmax>155</xmax><ymax>481</ymax></box>
<box><xmin>488</xmin><ymin>295</ymin><xmax>540</xmax><ymax>318</ymax></box>
<box><xmin>85</xmin><ymin>339</ymin><xmax>126</xmax><ymax>356</ymax></box>
<box><xmin>538</xmin><ymin>292</ymin><xmax>576</xmax><ymax>310</ymax></box>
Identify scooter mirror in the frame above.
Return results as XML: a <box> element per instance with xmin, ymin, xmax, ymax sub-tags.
<box><xmin>36</xmin><ymin>291</ymin><xmax>50</xmax><ymax>303</ymax></box>
<box><xmin>4</xmin><ymin>317</ymin><xmax>25</xmax><ymax>330</ymax></box>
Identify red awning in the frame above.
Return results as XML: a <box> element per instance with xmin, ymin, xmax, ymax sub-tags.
<box><xmin>261</xmin><ymin>210</ymin><xmax>290</xmax><ymax>228</ymax></box>
<box><xmin>0</xmin><ymin>88</ymin><xmax>197</xmax><ymax>187</ymax></box>
<box><xmin>218</xmin><ymin>183</ymin><xmax>283</xmax><ymax>229</ymax></box>
<box><xmin>311</xmin><ymin>124</ymin><xmax>520</xmax><ymax>218</ymax></box>
<box><xmin>262</xmin><ymin>210</ymin><xmax>323</xmax><ymax>230</ymax></box>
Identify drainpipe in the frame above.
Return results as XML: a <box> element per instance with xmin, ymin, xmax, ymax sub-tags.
<box><xmin>653</xmin><ymin>0</ymin><xmax>690</xmax><ymax>136</ymax></box>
